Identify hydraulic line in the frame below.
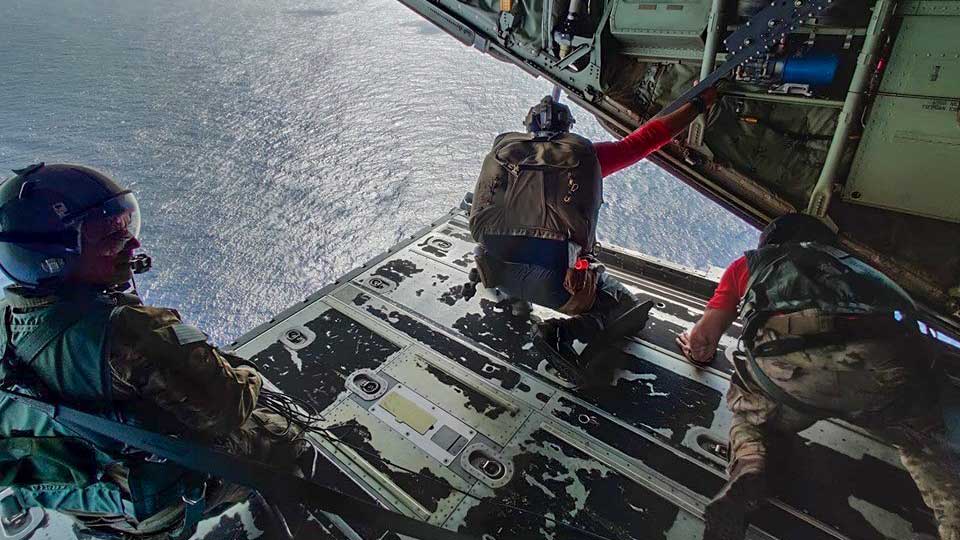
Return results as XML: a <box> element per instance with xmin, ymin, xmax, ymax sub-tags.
<box><xmin>806</xmin><ymin>0</ymin><xmax>897</xmax><ymax>217</ymax></box>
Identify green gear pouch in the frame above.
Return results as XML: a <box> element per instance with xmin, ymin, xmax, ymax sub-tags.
<box><xmin>0</xmin><ymin>436</ymin><xmax>126</xmax><ymax>515</ymax></box>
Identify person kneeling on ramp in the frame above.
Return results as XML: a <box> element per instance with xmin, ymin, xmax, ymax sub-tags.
<box><xmin>467</xmin><ymin>90</ymin><xmax>715</xmax><ymax>384</ymax></box>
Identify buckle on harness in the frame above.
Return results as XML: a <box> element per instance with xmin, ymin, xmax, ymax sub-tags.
<box><xmin>170</xmin><ymin>480</ymin><xmax>207</xmax><ymax>540</ymax></box>
<box><xmin>0</xmin><ymin>488</ymin><xmax>44</xmax><ymax>540</ymax></box>
<box><xmin>181</xmin><ymin>482</ymin><xmax>206</xmax><ymax>506</ymax></box>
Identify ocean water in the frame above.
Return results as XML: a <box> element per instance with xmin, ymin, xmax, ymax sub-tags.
<box><xmin>0</xmin><ymin>0</ymin><xmax>757</xmax><ymax>345</ymax></box>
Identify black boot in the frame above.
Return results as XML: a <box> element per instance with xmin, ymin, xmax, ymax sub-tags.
<box><xmin>703</xmin><ymin>458</ymin><xmax>767</xmax><ymax>540</ymax></box>
<box><xmin>532</xmin><ymin>318</ymin><xmax>589</xmax><ymax>385</ymax></box>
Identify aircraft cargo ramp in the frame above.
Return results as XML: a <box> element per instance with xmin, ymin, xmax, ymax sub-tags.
<box><xmin>218</xmin><ymin>207</ymin><xmax>939</xmax><ymax>540</ymax></box>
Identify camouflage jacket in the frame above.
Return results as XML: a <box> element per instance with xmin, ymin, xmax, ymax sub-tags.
<box><xmin>4</xmin><ymin>286</ymin><xmax>304</xmax><ymax>474</ymax></box>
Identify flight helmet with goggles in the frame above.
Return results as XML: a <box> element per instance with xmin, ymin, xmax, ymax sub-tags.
<box><xmin>0</xmin><ymin>163</ymin><xmax>142</xmax><ymax>289</ymax></box>
<box><xmin>524</xmin><ymin>95</ymin><xmax>575</xmax><ymax>136</ymax></box>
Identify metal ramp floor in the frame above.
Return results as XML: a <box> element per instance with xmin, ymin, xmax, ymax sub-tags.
<box><xmin>217</xmin><ymin>209</ymin><xmax>936</xmax><ymax>540</ymax></box>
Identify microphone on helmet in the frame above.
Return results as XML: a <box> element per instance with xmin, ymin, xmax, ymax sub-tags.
<box><xmin>130</xmin><ymin>253</ymin><xmax>152</xmax><ymax>274</ymax></box>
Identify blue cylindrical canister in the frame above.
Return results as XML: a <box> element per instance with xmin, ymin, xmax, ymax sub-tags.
<box><xmin>780</xmin><ymin>55</ymin><xmax>840</xmax><ymax>86</ymax></box>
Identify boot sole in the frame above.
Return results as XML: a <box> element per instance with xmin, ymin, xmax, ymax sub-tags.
<box><xmin>532</xmin><ymin>333</ymin><xmax>586</xmax><ymax>386</ymax></box>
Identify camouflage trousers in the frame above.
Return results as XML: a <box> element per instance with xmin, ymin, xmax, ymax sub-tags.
<box><xmin>728</xmin><ymin>337</ymin><xmax>960</xmax><ymax>540</ymax></box>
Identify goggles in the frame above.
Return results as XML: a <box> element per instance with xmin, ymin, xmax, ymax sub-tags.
<box><xmin>0</xmin><ymin>192</ymin><xmax>140</xmax><ymax>255</ymax></box>
<box><xmin>54</xmin><ymin>191</ymin><xmax>141</xmax><ymax>256</ymax></box>
<box><xmin>73</xmin><ymin>192</ymin><xmax>141</xmax><ymax>256</ymax></box>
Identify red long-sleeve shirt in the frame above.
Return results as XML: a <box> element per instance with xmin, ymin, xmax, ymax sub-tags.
<box><xmin>594</xmin><ymin>119</ymin><xmax>672</xmax><ymax>177</ymax></box>
<box><xmin>706</xmin><ymin>255</ymin><xmax>750</xmax><ymax>311</ymax></box>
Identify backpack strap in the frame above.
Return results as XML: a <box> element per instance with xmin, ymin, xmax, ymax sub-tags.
<box><xmin>741</xmin><ymin>344</ymin><xmax>841</xmax><ymax>419</ymax></box>
<box><xmin>8</xmin><ymin>302</ymin><xmax>89</xmax><ymax>370</ymax></box>
<box><xmin>0</xmin><ymin>305</ymin><xmax>13</xmax><ymax>385</ymax></box>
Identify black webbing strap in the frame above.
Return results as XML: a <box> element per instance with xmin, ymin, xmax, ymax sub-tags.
<box><xmin>740</xmin><ymin>345</ymin><xmax>842</xmax><ymax>419</ymax></box>
<box><xmin>738</xmin><ymin>313</ymin><xmax>842</xmax><ymax>418</ymax></box>
<box><xmin>0</xmin><ymin>389</ymin><xmax>477</xmax><ymax>540</ymax></box>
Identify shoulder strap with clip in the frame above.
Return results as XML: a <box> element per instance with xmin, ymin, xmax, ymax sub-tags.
<box><xmin>0</xmin><ymin>388</ymin><xmax>477</xmax><ymax>540</ymax></box>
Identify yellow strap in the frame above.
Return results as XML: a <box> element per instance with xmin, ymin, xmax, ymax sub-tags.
<box><xmin>500</xmin><ymin>0</ymin><xmax>513</xmax><ymax>11</ymax></box>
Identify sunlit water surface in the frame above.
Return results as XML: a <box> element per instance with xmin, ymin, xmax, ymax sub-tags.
<box><xmin>1</xmin><ymin>0</ymin><xmax>757</xmax><ymax>344</ymax></box>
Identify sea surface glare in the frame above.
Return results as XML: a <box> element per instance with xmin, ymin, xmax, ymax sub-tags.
<box><xmin>0</xmin><ymin>0</ymin><xmax>758</xmax><ymax>345</ymax></box>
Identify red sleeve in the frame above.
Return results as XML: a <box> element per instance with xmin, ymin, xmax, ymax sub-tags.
<box><xmin>706</xmin><ymin>256</ymin><xmax>750</xmax><ymax>311</ymax></box>
<box><xmin>593</xmin><ymin>119</ymin><xmax>673</xmax><ymax>177</ymax></box>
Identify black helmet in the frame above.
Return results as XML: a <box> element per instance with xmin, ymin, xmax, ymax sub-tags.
<box><xmin>523</xmin><ymin>95</ymin><xmax>575</xmax><ymax>135</ymax></box>
<box><xmin>758</xmin><ymin>213</ymin><xmax>837</xmax><ymax>248</ymax></box>
<box><xmin>0</xmin><ymin>163</ymin><xmax>141</xmax><ymax>289</ymax></box>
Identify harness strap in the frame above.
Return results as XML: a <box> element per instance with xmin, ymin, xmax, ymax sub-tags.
<box><xmin>762</xmin><ymin>310</ymin><xmax>914</xmax><ymax>338</ymax></box>
<box><xmin>741</xmin><ymin>345</ymin><xmax>842</xmax><ymax>419</ymax></box>
<box><xmin>0</xmin><ymin>389</ymin><xmax>477</xmax><ymax>540</ymax></box>
<box><xmin>3</xmin><ymin>302</ymin><xmax>89</xmax><ymax>369</ymax></box>
<box><xmin>762</xmin><ymin>309</ymin><xmax>834</xmax><ymax>336</ymax></box>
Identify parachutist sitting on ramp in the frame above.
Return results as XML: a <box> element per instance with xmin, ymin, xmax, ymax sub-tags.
<box><xmin>0</xmin><ymin>164</ymin><xmax>311</xmax><ymax>539</ymax></box>
<box><xmin>467</xmin><ymin>89</ymin><xmax>716</xmax><ymax>385</ymax></box>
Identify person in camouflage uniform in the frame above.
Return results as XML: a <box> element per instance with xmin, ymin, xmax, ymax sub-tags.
<box><xmin>0</xmin><ymin>164</ymin><xmax>306</xmax><ymax>539</ymax></box>
<box><xmin>677</xmin><ymin>214</ymin><xmax>959</xmax><ymax>540</ymax></box>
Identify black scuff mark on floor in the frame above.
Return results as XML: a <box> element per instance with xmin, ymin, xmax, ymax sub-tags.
<box><xmin>553</xmin><ymin>396</ymin><xmax>725</xmax><ymax>494</ymax></box>
<box><xmin>452</xmin><ymin>252</ymin><xmax>473</xmax><ymax>268</ymax></box>
<box><xmin>576</xmin><ymin>351</ymin><xmax>721</xmax><ymax>447</ymax></box>
<box><xmin>415</xmin><ymin>289</ymin><xmax>424</xmax><ymax>297</ymax></box>
<box><xmin>195</xmin><ymin>470</ymin><xmax>385</xmax><ymax>540</ymax></box>
<box><xmin>765</xmin><ymin>431</ymin><xmax>938</xmax><ymax>538</ymax></box>
<box><xmin>416</xmin><ymin>236</ymin><xmax>451</xmax><ymax>258</ymax></box>
<box><xmin>557</xmin><ymin>376</ymin><xmax>935</xmax><ymax>538</ymax></box>
<box><xmin>439</xmin><ymin>226</ymin><xmax>473</xmax><ymax>242</ymax></box>
<box><xmin>452</xmin><ymin>298</ymin><xmax>547</xmax><ymax>373</ymax></box>
<box><xmin>439</xmin><ymin>284</ymin><xmax>466</xmax><ymax>306</ymax></box>
<box><xmin>329</xmin><ymin>419</ymin><xmax>454</xmax><ymax>513</ymax></box>
<box><xmin>352</xmin><ymin>292</ymin><xmax>371</xmax><ymax>306</ymax></box>
<box><xmin>458</xmin><ymin>429</ymin><xmax>678</xmax><ymax>540</ymax></box>
<box><xmin>435</xmin><ymin>273</ymin><xmax>450</xmax><ymax>282</ymax></box>
<box><xmin>249</xmin><ymin>309</ymin><xmax>400</xmax><ymax>412</ymax></box>
<box><xmin>418</xmin><ymin>360</ymin><xmax>507</xmax><ymax>420</ymax></box>
<box><xmin>194</xmin><ymin>513</ymin><xmax>247</xmax><ymax>540</ymax></box>
<box><xmin>453</xmin><ymin>251</ymin><xmax>473</xmax><ymax>268</ymax></box>
<box><xmin>576</xmin><ymin>467</ymin><xmax>680</xmax><ymax>540</ymax></box>
<box><xmin>360</xmin><ymin>301</ymin><xmax>523</xmax><ymax>391</ymax></box>
<box><xmin>372</xmin><ymin>259</ymin><xmax>423</xmax><ymax>285</ymax></box>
